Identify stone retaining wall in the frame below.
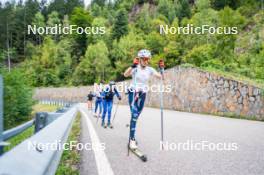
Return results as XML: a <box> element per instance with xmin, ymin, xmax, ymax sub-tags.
<box><xmin>34</xmin><ymin>66</ymin><xmax>264</xmax><ymax>120</ymax></box>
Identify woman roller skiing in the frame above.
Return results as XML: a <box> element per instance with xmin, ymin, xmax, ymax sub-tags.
<box><xmin>124</xmin><ymin>49</ymin><xmax>165</xmax><ymax>151</ymax></box>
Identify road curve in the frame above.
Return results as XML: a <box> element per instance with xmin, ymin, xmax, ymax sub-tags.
<box><xmin>79</xmin><ymin>103</ymin><xmax>264</xmax><ymax>175</ymax></box>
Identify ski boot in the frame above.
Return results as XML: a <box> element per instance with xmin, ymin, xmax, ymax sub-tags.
<box><xmin>101</xmin><ymin>121</ymin><xmax>105</xmax><ymax>127</ymax></box>
<box><xmin>102</xmin><ymin>121</ymin><xmax>107</xmax><ymax>128</ymax></box>
<box><xmin>107</xmin><ymin>122</ymin><xmax>113</xmax><ymax>129</ymax></box>
<box><xmin>129</xmin><ymin>138</ymin><xmax>138</xmax><ymax>150</ymax></box>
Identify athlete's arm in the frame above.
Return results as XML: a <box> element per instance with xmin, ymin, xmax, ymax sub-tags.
<box><xmin>124</xmin><ymin>67</ymin><xmax>133</xmax><ymax>77</ymax></box>
<box><xmin>153</xmin><ymin>59</ymin><xmax>165</xmax><ymax>79</ymax></box>
<box><xmin>114</xmin><ymin>88</ymin><xmax>121</xmax><ymax>100</ymax></box>
<box><xmin>101</xmin><ymin>88</ymin><xmax>107</xmax><ymax>99</ymax></box>
<box><xmin>154</xmin><ymin>71</ymin><xmax>162</xmax><ymax>79</ymax></box>
<box><xmin>124</xmin><ymin>58</ymin><xmax>139</xmax><ymax>77</ymax></box>
<box><xmin>152</xmin><ymin>68</ymin><xmax>162</xmax><ymax>79</ymax></box>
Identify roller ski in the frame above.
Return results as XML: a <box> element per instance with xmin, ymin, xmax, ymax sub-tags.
<box><xmin>101</xmin><ymin>121</ymin><xmax>107</xmax><ymax>128</ymax></box>
<box><xmin>128</xmin><ymin>139</ymin><xmax>147</xmax><ymax>162</ymax></box>
<box><xmin>107</xmin><ymin>122</ymin><xmax>114</xmax><ymax>129</ymax></box>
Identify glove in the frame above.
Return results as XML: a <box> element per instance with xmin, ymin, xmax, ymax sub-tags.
<box><xmin>131</xmin><ymin>58</ymin><xmax>139</xmax><ymax>68</ymax></box>
<box><xmin>158</xmin><ymin>59</ymin><xmax>165</xmax><ymax>68</ymax></box>
<box><xmin>118</xmin><ymin>96</ymin><xmax>122</xmax><ymax>100</ymax></box>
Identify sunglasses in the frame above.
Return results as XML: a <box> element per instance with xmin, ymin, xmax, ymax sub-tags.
<box><xmin>141</xmin><ymin>57</ymin><xmax>150</xmax><ymax>62</ymax></box>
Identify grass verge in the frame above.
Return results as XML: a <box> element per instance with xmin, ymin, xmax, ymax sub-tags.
<box><xmin>4</xmin><ymin>126</ymin><xmax>34</xmax><ymax>152</ymax></box>
<box><xmin>32</xmin><ymin>103</ymin><xmax>60</xmax><ymax>115</ymax></box>
<box><xmin>56</xmin><ymin>112</ymin><xmax>81</xmax><ymax>175</ymax></box>
<box><xmin>3</xmin><ymin>104</ymin><xmax>59</xmax><ymax>153</ymax></box>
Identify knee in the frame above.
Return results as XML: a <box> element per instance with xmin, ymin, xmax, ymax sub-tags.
<box><xmin>132</xmin><ymin>108</ymin><xmax>138</xmax><ymax>115</ymax></box>
<box><xmin>132</xmin><ymin>113</ymin><xmax>138</xmax><ymax>119</ymax></box>
<box><xmin>108</xmin><ymin>109</ymin><xmax>112</xmax><ymax>114</ymax></box>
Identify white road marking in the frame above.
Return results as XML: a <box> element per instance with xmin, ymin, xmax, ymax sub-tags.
<box><xmin>79</xmin><ymin>104</ymin><xmax>114</xmax><ymax>175</ymax></box>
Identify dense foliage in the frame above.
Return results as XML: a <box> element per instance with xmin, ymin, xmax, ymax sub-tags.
<box><xmin>0</xmin><ymin>68</ymin><xmax>34</xmax><ymax>129</ymax></box>
<box><xmin>0</xmin><ymin>0</ymin><xmax>263</xmax><ymax>87</ymax></box>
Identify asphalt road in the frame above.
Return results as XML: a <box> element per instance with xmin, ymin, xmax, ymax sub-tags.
<box><xmin>79</xmin><ymin>103</ymin><xmax>264</xmax><ymax>175</ymax></box>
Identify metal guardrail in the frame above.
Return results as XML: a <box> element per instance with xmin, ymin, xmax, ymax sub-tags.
<box><xmin>39</xmin><ymin>99</ymin><xmax>74</xmax><ymax>107</ymax></box>
<box><xmin>3</xmin><ymin>119</ymin><xmax>35</xmax><ymax>141</ymax></box>
<box><xmin>0</xmin><ymin>105</ymin><xmax>78</xmax><ymax>175</ymax></box>
<box><xmin>0</xmin><ymin>82</ymin><xmax>73</xmax><ymax>154</ymax></box>
<box><xmin>0</xmin><ymin>74</ymin><xmax>79</xmax><ymax>174</ymax></box>
<box><xmin>0</xmin><ymin>105</ymin><xmax>72</xmax><ymax>147</ymax></box>
<box><xmin>0</xmin><ymin>101</ymin><xmax>73</xmax><ymax>147</ymax></box>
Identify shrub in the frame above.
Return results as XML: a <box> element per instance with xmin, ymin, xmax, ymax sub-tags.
<box><xmin>0</xmin><ymin>68</ymin><xmax>34</xmax><ymax>129</ymax></box>
<box><xmin>184</xmin><ymin>44</ymin><xmax>214</xmax><ymax>67</ymax></box>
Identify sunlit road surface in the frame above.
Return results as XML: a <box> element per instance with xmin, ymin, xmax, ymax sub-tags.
<box><xmin>79</xmin><ymin>103</ymin><xmax>264</xmax><ymax>175</ymax></box>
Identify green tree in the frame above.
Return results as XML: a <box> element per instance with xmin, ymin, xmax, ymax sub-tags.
<box><xmin>212</xmin><ymin>0</ymin><xmax>241</xmax><ymax>10</ymax></box>
<box><xmin>47</xmin><ymin>0</ymin><xmax>66</xmax><ymax>19</ymax></box>
<box><xmin>195</xmin><ymin>0</ymin><xmax>211</xmax><ymax>12</ymax></box>
<box><xmin>111</xmin><ymin>32</ymin><xmax>146</xmax><ymax>80</ymax></box>
<box><xmin>24</xmin><ymin>0</ymin><xmax>41</xmax><ymax>45</ymax></box>
<box><xmin>65</xmin><ymin>0</ymin><xmax>84</xmax><ymax>15</ymax></box>
<box><xmin>163</xmin><ymin>41</ymin><xmax>182</xmax><ymax>67</ymax></box>
<box><xmin>184</xmin><ymin>1</ymin><xmax>218</xmax><ymax>50</ymax></box>
<box><xmin>56</xmin><ymin>38</ymin><xmax>73</xmax><ymax>82</ymax></box>
<box><xmin>70</xmin><ymin>7</ymin><xmax>93</xmax><ymax>60</ymax></box>
<box><xmin>175</xmin><ymin>0</ymin><xmax>191</xmax><ymax>20</ymax></box>
<box><xmin>92</xmin><ymin>0</ymin><xmax>106</xmax><ymax>7</ymax></box>
<box><xmin>47</xmin><ymin>11</ymin><xmax>61</xmax><ymax>26</ymax></box>
<box><xmin>47</xmin><ymin>11</ymin><xmax>61</xmax><ymax>40</ymax></box>
<box><xmin>72</xmin><ymin>40</ymin><xmax>110</xmax><ymax>85</ymax></box>
<box><xmin>215</xmin><ymin>7</ymin><xmax>246</xmax><ymax>63</ymax></box>
<box><xmin>135</xmin><ymin>3</ymin><xmax>152</xmax><ymax>34</ymax></box>
<box><xmin>157</xmin><ymin>0</ymin><xmax>176</xmax><ymax>23</ymax></box>
<box><xmin>24</xmin><ymin>0</ymin><xmax>40</xmax><ymax>25</ymax></box>
<box><xmin>88</xmin><ymin>40</ymin><xmax>110</xmax><ymax>81</ymax></box>
<box><xmin>183</xmin><ymin>44</ymin><xmax>214</xmax><ymax>67</ymax></box>
<box><xmin>89</xmin><ymin>17</ymin><xmax>110</xmax><ymax>45</ymax></box>
<box><xmin>146</xmin><ymin>32</ymin><xmax>167</xmax><ymax>55</ymax></box>
<box><xmin>1</xmin><ymin>68</ymin><xmax>34</xmax><ymax>129</ymax></box>
<box><xmin>254</xmin><ymin>47</ymin><xmax>264</xmax><ymax>79</ymax></box>
<box><xmin>23</xmin><ymin>36</ymin><xmax>73</xmax><ymax>86</ymax></box>
<box><xmin>91</xmin><ymin>3</ymin><xmax>102</xmax><ymax>17</ymax></box>
<box><xmin>112</xmin><ymin>8</ymin><xmax>128</xmax><ymax>40</ymax></box>
<box><xmin>32</xmin><ymin>12</ymin><xmax>45</xmax><ymax>44</ymax></box>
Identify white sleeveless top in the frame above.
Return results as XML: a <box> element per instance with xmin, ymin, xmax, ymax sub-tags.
<box><xmin>130</xmin><ymin>66</ymin><xmax>157</xmax><ymax>92</ymax></box>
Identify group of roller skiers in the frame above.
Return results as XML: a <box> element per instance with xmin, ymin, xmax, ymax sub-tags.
<box><xmin>87</xmin><ymin>49</ymin><xmax>165</xmax><ymax>150</ymax></box>
<box><xmin>87</xmin><ymin>80</ymin><xmax>121</xmax><ymax>129</ymax></box>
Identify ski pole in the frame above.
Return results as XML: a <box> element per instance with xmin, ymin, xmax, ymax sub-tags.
<box><xmin>159</xmin><ymin>61</ymin><xmax>165</xmax><ymax>150</ymax></box>
<box><xmin>97</xmin><ymin>100</ymin><xmax>102</xmax><ymax>124</ymax></box>
<box><xmin>96</xmin><ymin>107</ymin><xmax>100</xmax><ymax>123</ymax></box>
<box><xmin>112</xmin><ymin>100</ymin><xmax>119</xmax><ymax>123</ymax></box>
